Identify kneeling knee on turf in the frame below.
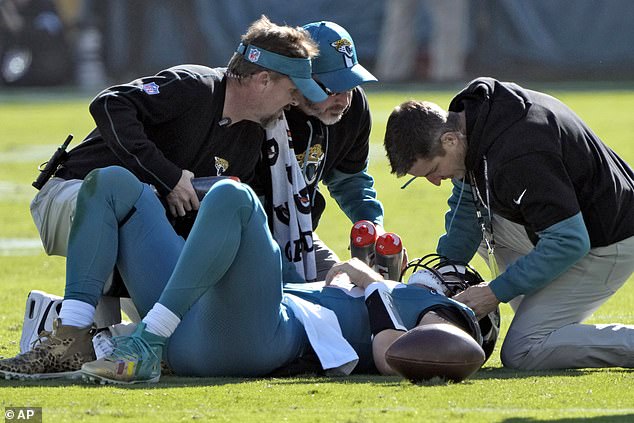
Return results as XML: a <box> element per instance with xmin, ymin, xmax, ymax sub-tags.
<box><xmin>500</xmin><ymin>332</ymin><xmax>543</xmax><ymax>370</ymax></box>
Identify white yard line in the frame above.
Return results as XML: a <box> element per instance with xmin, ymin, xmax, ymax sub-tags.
<box><xmin>0</xmin><ymin>180</ymin><xmax>36</xmax><ymax>201</ymax></box>
<box><xmin>0</xmin><ymin>238</ymin><xmax>43</xmax><ymax>256</ymax></box>
<box><xmin>0</xmin><ymin>145</ymin><xmax>55</xmax><ymax>163</ymax></box>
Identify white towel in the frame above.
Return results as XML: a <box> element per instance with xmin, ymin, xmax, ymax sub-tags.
<box><xmin>282</xmin><ymin>293</ymin><xmax>359</xmax><ymax>375</ymax></box>
<box><xmin>266</xmin><ymin>116</ymin><xmax>317</xmax><ymax>281</ymax></box>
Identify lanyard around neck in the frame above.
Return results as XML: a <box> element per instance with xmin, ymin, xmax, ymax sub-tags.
<box><xmin>468</xmin><ymin>157</ymin><xmax>499</xmax><ymax>278</ymax></box>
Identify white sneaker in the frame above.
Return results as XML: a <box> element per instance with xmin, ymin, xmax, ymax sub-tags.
<box><xmin>19</xmin><ymin>290</ymin><xmax>63</xmax><ymax>353</ymax></box>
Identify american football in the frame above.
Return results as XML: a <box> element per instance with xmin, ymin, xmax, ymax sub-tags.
<box><xmin>385</xmin><ymin>323</ymin><xmax>485</xmax><ymax>383</ymax></box>
<box><xmin>402</xmin><ymin>254</ymin><xmax>501</xmax><ymax>364</ymax></box>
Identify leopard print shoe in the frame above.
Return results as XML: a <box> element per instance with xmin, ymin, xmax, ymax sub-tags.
<box><xmin>0</xmin><ymin>318</ymin><xmax>96</xmax><ymax>380</ymax></box>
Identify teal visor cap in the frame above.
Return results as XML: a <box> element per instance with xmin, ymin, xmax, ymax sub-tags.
<box><xmin>236</xmin><ymin>43</ymin><xmax>328</xmax><ymax>103</ymax></box>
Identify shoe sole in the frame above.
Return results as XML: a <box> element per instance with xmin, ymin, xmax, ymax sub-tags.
<box><xmin>0</xmin><ymin>369</ymin><xmax>82</xmax><ymax>381</ymax></box>
<box><xmin>81</xmin><ymin>370</ymin><xmax>160</xmax><ymax>385</ymax></box>
<box><xmin>20</xmin><ymin>290</ymin><xmax>63</xmax><ymax>353</ymax></box>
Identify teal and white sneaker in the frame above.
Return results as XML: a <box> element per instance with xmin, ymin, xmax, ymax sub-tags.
<box><xmin>81</xmin><ymin>323</ymin><xmax>166</xmax><ymax>384</ymax></box>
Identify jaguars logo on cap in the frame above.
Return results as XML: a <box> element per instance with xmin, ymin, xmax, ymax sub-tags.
<box><xmin>330</xmin><ymin>39</ymin><xmax>354</xmax><ymax>68</ymax></box>
<box><xmin>214</xmin><ymin>156</ymin><xmax>229</xmax><ymax>175</ymax></box>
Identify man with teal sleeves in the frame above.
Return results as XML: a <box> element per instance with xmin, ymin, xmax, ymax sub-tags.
<box><xmin>279</xmin><ymin>21</ymin><xmax>384</xmax><ymax>279</ymax></box>
<box><xmin>384</xmin><ymin>78</ymin><xmax>634</xmax><ymax>370</ymax></box>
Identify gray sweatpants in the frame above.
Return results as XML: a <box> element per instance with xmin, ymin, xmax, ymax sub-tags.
<box><xmin>479</xmin><ymin>215</ymin><xmax>634</xmax><ymax>370</ymax></box>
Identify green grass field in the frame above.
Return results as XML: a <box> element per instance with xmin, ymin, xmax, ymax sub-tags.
<box><xmin>1</xmin><ymin>86</ymin><xmax>634</xmax><ymax>422</ymax></box>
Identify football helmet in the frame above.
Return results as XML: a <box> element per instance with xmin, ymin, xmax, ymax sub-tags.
<box><xmin>402</xmin><ymin>254</ymin><xmax>500</xmax><ymax>362</ymax></box>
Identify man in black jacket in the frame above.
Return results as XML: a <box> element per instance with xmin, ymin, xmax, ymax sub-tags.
<box><xmin>383</xmin><ymin>78</ymin><xmax>634</xmax><ymax>370</ymax></box>
<box><xmin>23</xmin><ymin>16</ymin><xmax>325</xmax><ymax>329</ymax></box>
<box><xmin>31</xmin><ymin>15</ymin><xmax>326</xmax><ymax>258</ymax></box>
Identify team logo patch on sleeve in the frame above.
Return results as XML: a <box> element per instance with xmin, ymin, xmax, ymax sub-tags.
<box><xmin>142</xmin><ymin>82</ymin><xmax>160</xmax><ymax>95</ymax></box>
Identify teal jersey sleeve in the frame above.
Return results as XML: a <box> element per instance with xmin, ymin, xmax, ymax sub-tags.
<box><xmin>436</xmin><ymin>179</ymin><xmax>482</xmax><ymax>262</ymax></box>
<box><xmin>490</xmin><ymin>212</ymin><xmax>591</xmax><ymax>302</ymax></box>
<box><xmin>322</xmin><ymin>167</ymin><xmax>384</xmax><ymax>226</ymax></box>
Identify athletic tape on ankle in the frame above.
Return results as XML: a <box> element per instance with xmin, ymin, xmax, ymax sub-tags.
<box><xmin>364</xmin><ymin>282</ymin><xmax>407</xmax><ymax>336</ymax></box>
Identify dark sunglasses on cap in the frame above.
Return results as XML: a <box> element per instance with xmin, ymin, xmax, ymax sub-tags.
<box><xmin>314</xmin><ymin>78</ymin><xmax>335</xmax><ymax>96</ymax></box>
<box><xmin>314</xmin><ymin>78</ymin><xmax>352</xmax><ymax>97</ymax></box>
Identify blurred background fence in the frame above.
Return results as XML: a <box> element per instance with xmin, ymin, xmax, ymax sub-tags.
<box><xmin>2</xmin><ymin>0</ymin><xmax>634</xmax><ymax>89</ymax></box>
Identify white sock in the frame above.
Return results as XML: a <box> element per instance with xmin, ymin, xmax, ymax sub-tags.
<box><xmin>142</xmin><ymin>303</ymin><xmax>181</xmax><ymax>338</ymax></box>
<box><xmin>58</xmin><ymin>300</ymin><xmax>96</xmax><ymax>328</ymax></box>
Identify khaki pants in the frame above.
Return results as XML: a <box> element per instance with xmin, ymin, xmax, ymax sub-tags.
<box><xmin>479</xmin><ymin>215</ymin><xmax>634</xmax><ymax>369</ymax></box>
<box><xmin>30</xmin><ymin>177</ymin><xmax>82</xmax><ymax>256</ymax></box>
<box><xmin>29</xmin><ymin>177</ymin><xmax>141</xmax><ymax>326</ymax></box>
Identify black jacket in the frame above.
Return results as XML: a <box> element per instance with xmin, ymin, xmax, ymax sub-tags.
<box><xmin>56</xmin><ymin>65</ymin><xmax>265</xmax><ymax>195</ymax></box>
<box><xmin>452</xmin><ymin>77</ymin><xmax>634</xmax><ymax>247</ymax></box>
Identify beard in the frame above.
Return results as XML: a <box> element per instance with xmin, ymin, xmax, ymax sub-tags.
<box><xmin>317</xmin><ymin>108</ymin><xmax>346</xmax><ymax>125</ymax></box>
<box><xmin>300</xmin><ymin>102</ymin><xmax>349</xmax><ymax>125</ymax></box>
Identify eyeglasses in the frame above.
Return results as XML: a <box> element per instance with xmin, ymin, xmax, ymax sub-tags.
<box><xmin>400</xmin><ymin>176</ymin><xmax>417</xmax><ymax>189</ymax></box>
<box><xmin>314</xmin><ymin>78</ymin><xmax>351</xmax><ymax>97</ymax></box>
<box><xmin>314</xmin><ymin>79</ymin><xmax>334</xmax><ymax>96</ymax></box>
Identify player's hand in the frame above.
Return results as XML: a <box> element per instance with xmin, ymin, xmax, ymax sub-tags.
<box><xmin>165</xmin><ymin>169</ymin><xmax>200</xmax><ymax>217</ymax></box>
<box><xmin>452</xmin><ymin>282</ymin><xmax>500</xmax><ymax>319</ymax></box>
<box><xmin>325</xmin><ymin>258</ymin><xmax>383</xmax><ymax>289</ymax></box>
<box><xmin>326</xmin><ymin>271</ymin><xmax>352</xmax><ymax>288</ymax></box>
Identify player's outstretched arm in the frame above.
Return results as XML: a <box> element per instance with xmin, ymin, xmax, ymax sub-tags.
<box><xmin>324</xmin><ymin>258</ymin><xmax>384</xmax><ymax>288</ymax></box>
<box><xmin>372</xmin><ymin>329</ymin><xmax>404</xmax><ymax>375</ymax></box>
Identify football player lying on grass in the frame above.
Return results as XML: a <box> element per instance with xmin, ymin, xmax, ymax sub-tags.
<box><xmin>0</xmin><ymin>166</ymin><xmax>486</xmax><ymax>383</ymax></box>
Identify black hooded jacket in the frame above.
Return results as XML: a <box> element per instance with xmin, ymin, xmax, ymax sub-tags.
<box><xmin>450</xmin><ymin>77</ymin><xmax>634</xmax><ymax>248</ymax></box>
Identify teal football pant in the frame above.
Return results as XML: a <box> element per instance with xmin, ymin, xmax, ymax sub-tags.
<box><xmin>65</xmin><ymin>166</ymin><xmax>307</xmax><ymax>376</ymax></box>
